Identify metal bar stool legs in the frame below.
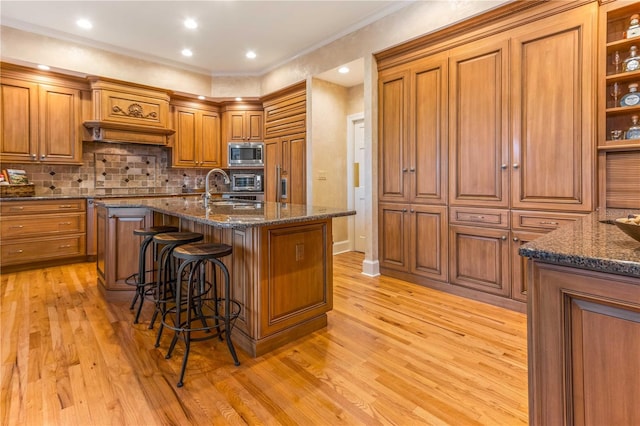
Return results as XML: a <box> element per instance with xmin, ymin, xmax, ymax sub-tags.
<box><xmin>163</xmin><ymin>242</ymin><xmax>241</xmax><ymax>387</ymax></box>
<box><xmin>125</xmin><ymin>225</ymin><xmax>178</xmax><ymax>324</ymax></box>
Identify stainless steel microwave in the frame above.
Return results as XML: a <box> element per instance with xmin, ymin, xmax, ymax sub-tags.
<box><xmin>228</xmin><ymin>142</ymin><xmax>264</xmax><ymax>167</ymax></box>
<box><xmin>231</xmin><ymin>173</ymin><xmax>263</xmax><ymax>192</ymax></box>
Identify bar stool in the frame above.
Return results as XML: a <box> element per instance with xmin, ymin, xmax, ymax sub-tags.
<box><xmin>125</xmin><ymin>225</ymin><xmax>179</xmax><ymax>324</ymax></box>
<box><xmin>149</xmin><ymin>231</ymin><xmax>204</xmax><ymax>347</ymax></box>
<box><xmin>163</xmin><ymin>242</ymin><xmax>241</xmax><ymax>387</ymax></box>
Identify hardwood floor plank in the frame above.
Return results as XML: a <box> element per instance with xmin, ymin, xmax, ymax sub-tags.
<box><xmin>0</xmin><ymin>252</ymin><xmax>528</xmax><ymax>425</ymax></box>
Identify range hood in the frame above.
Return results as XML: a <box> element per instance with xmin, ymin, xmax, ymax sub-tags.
<box><xmin>83</xmin><ymin>77</ymin><xmax>174</xmax><ymax>145</ymax></box>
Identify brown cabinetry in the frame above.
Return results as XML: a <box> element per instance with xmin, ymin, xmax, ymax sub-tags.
<box><xmin>528</xmin><ymin>262</ymin><xmax>640</xmax><ymax>425</ymax></box>
<box><xmin>222</xmin><ymin>106</ymin><xmax>263</xmax><ymax>143</ymax></box>
<box><xmin>263</xmin><ymin>82</ymin><xmax>307</xmax><ymax>204</ymax></box>
<box><xmin>170</xmin><ymin>100</ymin><xmax>221</xmax><ymax>168</ymax></box>
<box><xmin>96</xmin><ymin>205</ymin><xmax>153</xmax><ymax>297</ymax></box>
<box><xmin>379</xmin><ymin>203</ymin><xmax>448</xmax><ymax>282</ymax></box>
<box><xmin>0</xmin><ymin>199</ymin><xmax>86</xmax><ymax>269</ymax></box>
<box><xmin>1</xmin><ymin>66</ymin><xmax>87</xmax><ymax>165</ymax></box>
<box><xmin>377</xmin><ymin>1</ymin><xmax>597</xmax><ymax>310</ymax></box>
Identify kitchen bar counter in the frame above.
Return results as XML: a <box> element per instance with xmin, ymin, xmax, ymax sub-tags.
<box><xmin>519</xmin><ymin>208</ymin><xmax>640</xmax><ymax>278</ymax></box>
<box><xmin>96</xmin><ymin>196</ymin><xmax>355</xmax><ymax>228</ymax></box>
<box><xmin>520</xmin><ymin>208</ymin><xmax>640</xmax><ymax>425</ymax></box>
<box><xmin>95</xmin><ymin>197</ymin><xmax>355</xmax><ymax>358</ymax></box>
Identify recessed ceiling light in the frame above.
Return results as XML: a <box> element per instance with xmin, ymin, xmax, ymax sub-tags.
<box><xmin>37</xmin><ymin>64</ymin><xmax>50</xmax><ymax>71</ymax></box>
<box><xmin>198</xmin><ymin>95</ymin><xmax>205</xmax><ymax>100</ymax></box>
<box><xmin>338</xmin><ymin>66</ymin><xmax>350</xmax><ymax>74</ymax></box>
<box><xmin>245</xmin><ymin>51</ymin><xmax>257</xmax><ymax>59</ymax></box>
<box><xmin>181</xmin><ymin>48</ymin><xmax>193</xmax><ymax>57</ymax></box>
<box><xmin>184</xmin><ymin>18</ymin><xmax>198</xmax><ymax>29</ymax></box>
<box><xmin>76</xmin><ymin>19</ymin><xmax>92</xmax><ymax>30</ymax></box>
<box><xmin>235</xmin><ymin>97</ymin><xmax>242</xmax><ymax>101</ymax></box>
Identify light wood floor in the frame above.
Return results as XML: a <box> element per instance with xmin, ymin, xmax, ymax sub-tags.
<box><xmin>1</xmin><ymin>252</ymin><xmax>528</xmax><ymax>425</ymax></box>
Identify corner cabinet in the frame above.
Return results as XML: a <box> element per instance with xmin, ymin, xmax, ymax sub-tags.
<box><xmin>1</xmin><ymin>66</ymin><xmax>88</xmax><ymax>165</ymax></box>
<box><xmin>377</xmin><ymin>1</ymin><xmax>597</xmax><ymax>310</ymax></box>
<box><xmin>170</xmin><ymin>99</ymin><xmax>222</xmax><ymax>168</ymax></box>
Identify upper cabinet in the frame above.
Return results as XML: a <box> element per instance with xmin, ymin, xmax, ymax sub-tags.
<box><xmin>170</xmin><ymin>98</ymin><xmax>221</xmax><ymax>168</ymax></box>
<box><xmin>1</xmin><ymin>65</ymin><xmax>87</xmax><ymax>165</ymax></box>
<box><xmin>222</xmin><ymin>105</ymin><xmax>263</xmax><ymax>143</ymax></box>
<box><xmin>602</xmin><ymin>1</ymin><xmax>640</xmax><ymax>151</ymax></box>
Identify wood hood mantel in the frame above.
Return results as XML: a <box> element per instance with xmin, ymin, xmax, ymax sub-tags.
<box><xmin>84</xmin><ymin>77</ymin><xmax>174</xmax><ymax>145</ymax></box>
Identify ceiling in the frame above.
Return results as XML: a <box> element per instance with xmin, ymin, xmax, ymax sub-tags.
<box><xmin>1</xmin><ymin>1</ymin><xmax>411</xmax><ymax>86</ymax></box>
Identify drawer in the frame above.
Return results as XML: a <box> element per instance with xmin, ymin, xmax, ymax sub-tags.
<box><xmin>1</xmin><ymin>235</ymin><xmax>86</xmax><ymax>266</ymax></box>
<box><xmin>1</xmin><ymin>199</ymin><xmax>86</xmax><ymax>216</ymax></box>
<box><xmin>1</xmin><ymin>213</ymin><xmax>86</xmax><ymax>239</ymax></box>
<box><xmin>449</xmin><ymin>207</ymin><xmax>510</xmax><ymax>229</ymax></box>
<box><xmin>511</xmin><ymin>210</ymin><xmax>586</xmax><ymax>232</ymax></box>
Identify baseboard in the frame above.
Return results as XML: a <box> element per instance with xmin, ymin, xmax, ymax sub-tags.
<box><xmin>362</xmin><ymin>259</ymin><xmax>380</xmax><ymax>277</ymax></box>
<box><xmin>332</xmin><ymin>240</ymin><xmax>351</xmax><ymax>255</ymax></box>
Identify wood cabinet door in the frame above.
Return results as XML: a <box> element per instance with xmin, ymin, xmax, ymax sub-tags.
<box><xmin>200</xmin><ymin>110</ymin><xmax>221</xmax><ymax>168</ymax></box>
<box><xmin>410</xmin><ymin>53</ymin><xmax>448</xmax><ymax>204</ymax></box>
<box><xmin>0</xmin><ymin>78</ymin><xmax>38</xmax><ymax>163</ymax></box>
<box><xmin>410</xmin><ymin>204</ymin><xmax>448</xmax><ymax>282</ymax></box>
<box><xmin>449</xmin><ymin>36</ymin><xmax>510</xmax><ymax>208</ymax></box>
<box><xmin>510</xmin><ymin>230</ymin><xmax>543</xmax><ymax>302</ymax></box>
<box><xmin>38</xmin><ymin>84</ymin><xmax>82</xmax><ymax>164</ymax></box>
<box><xmin>378</xmin><ymin>202</ymin><xmax>409</xmax><ymax>272</ymax></box>
<box><xmin>510</xmin><ymin>4</ymin><xmax>595</xmax><ymax>212</ymax></box>
<box><xmin>227</xmin><ymin>111</ymin><xmax>246</xmax><ymax>141</ymax></box>
<box><xmin>245</xmin><ymin>111</ymin><xmax>263</xmax><ymax>141</ymax></box>
<box><xmin>378</xmin><ymin>68</ymin><xmax>410</xmax><ymax>202</ymax></box>
<box><xmin>264</xmin><ymin>137</ymin><xmax>280</xmax><ymax>202</ymax></box>
<box><xmin>449</xmin><ymin>225</ymin><xmax>510</xmax><ymax>296</ymax></box>
<box><xmin>172</xmin><ymin>106</ymin><xmax>198</xmax><ymax>167</ymax></box>
<box><xmin>286</xmin><ymin>133</ymin><xmax>306</xmax><ymax>205</ymax></box>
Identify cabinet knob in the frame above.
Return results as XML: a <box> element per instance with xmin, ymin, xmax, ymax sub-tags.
<box><xmin>402</xmin><ymin>208</ymin><xmax>408</xmax><ymax>213</ymax></box>
<box><xmin>31</xmin><ymin>154</ymin><xmax>37</xmax><ymax>159</ymax></box>
<box><xmin>410</xmin><ymin>209</ymin><xmax>415</xmax><ymax>213</ymax></box>
<box><xmin>409</xmin><ymin>167</ymin><xmax>415</xmax><ymax>172</ymax></box>
<box><xmin>501</xmin><ymin>164</ymin><xmax>508</xmax><ymax>170</ymax></box>
<box><xmin>41</xmin><ymin>154</ymin><xmax>46</xmax><ymax>159</ymax></box>
<box><xmin>513</xmin><ymin>237</ymin><xmax>520</xmax><ymax>242</ymax></box>
<box><xmin>513</xmin><ymin>163</ymin><xmax>520</xmax><ymax>169</ymax></box>
<box><xmin>402</xmin><ymin>168</ymin><xmax>408</xmax><ymax>172</ymax></box>
<box><xmin>501</xmin><ymin>236</ymin><xmax>507</xmax><ymax>241</ymax></box>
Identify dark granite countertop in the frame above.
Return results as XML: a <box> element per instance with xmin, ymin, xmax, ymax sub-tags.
<box><xmin>519</xmin><ymin>209</ymin><xmax>640</xmax><ymax>278</ymax></box>
<box><xmin>95</xmin><ymin>196</ymin><xmax>355</xmax><ymax>228</ymax></box>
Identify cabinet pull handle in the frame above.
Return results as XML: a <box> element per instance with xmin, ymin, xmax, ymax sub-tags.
<box><xmin>513</xmin><ymin>163</ymin><xmax>520</xmax><ymax>169</ymax></box>
<box><xmin>58</xmin><ymin>244</ymin><xmax>71</xmax><ymax>248</ymax></box>
<box><xmin>513</xmin><ymin>237</ymin><xmax>520</xmax><ymax>242</ymax></box>
<box><xmin>58</xmin><ymin>205</ymin><xmax>73</xmax><ymax>209</ymax></box>
<box><xmin>59</xmin><ymin>222</ymin><xmax>72</xmax><ymax>225</ymax></box>
<box><xmin>501</xmin><ymin>164</ymin><xmax>508</xmax><ymax>170</ymax></box>
<box><xmin>12</xmin><ymin>249</ymin><xmax>24</xmax><ymax>254</ymax></box>
<box><xmin>469</xmin><ymin>215</ymin><xmax>485</xmax><ymax>220</ymax></box>
<box><xmin>501</xmin><ymin>236</ymin><xmax>507</xmax><ymax>241</ymax></box>
<box><xmin>9</xmin><ymin>225</ymin><xmax>24</xmax><ymax>229</ymax></box>
<box><xmin>539</xmin><ymin>221</ymin><xmax>559</xmax><ymax>225</ymax></box>
<box><xmin>10</xmin><ymin>207</ymin><xmax>24</xmax><ymax>211</ymax></box>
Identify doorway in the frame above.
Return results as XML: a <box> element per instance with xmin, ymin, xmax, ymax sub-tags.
<box><xmin>347</xmin><ymin>112</ymin><xmax>366</xmax><ymax>252</ymax></box>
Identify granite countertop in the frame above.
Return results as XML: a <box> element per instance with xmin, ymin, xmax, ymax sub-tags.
<box><xmin>0</xmin><ymin>191</ymin><xmax>256</xmax><ymax>201</ymax></box>
<box><xmin>519</xmin><ymin>209</ymin><xmax>640</xmax><ymax>278</ymax></box>
<box><xmin>95</xmin><ymin>196</ymin><xmax>355</xmax><ymax>228</ymax></box>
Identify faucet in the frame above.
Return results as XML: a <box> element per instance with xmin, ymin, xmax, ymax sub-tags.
<box><xmin>204</xmin><ymin>168</ymin><xmax>230</xmax><ymax>204</ymax></box>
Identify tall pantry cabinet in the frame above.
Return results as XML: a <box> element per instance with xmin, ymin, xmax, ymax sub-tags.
<box><xmin>377</xmin><ymin>1</ymin><xmax>596</xmax><ymax>310</ymax></box>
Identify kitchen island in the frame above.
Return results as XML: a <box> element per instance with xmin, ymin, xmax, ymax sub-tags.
<box><xmin>95</xmin><ymin>196</ymin><xmax>355</xmax><ymax>357</ymax></box>
<box><xmin>519</xmin><ymin>209</ymin><xmax>640</xmax><ymax>425</ymax></box>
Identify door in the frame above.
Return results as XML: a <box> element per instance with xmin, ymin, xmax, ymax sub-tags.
<box><xmin>353</xmin><ymin>117</ymin><xmax>366</xmax><ymax>252</ymax></box>
<box><xmin>0</xmin><ymin>78</ymin><xmax>38</xmax><ymax>163</ymax></box>
<box><xmin>449</xmin><ymin>225</ymin><xmax>510</xmax><ymax>296</ymax></box>
<box><xmin>510</xmin><ymin>5</ymin><xmax>595</xmax><ymax>211</ymax></box>
<box><xmin>173</xmin><ymin>106</ymin><xmax>198</xmax><ymax>167</ymax></box>
<box><xmin>39</xmin><ymin>84</ymin><xmax>82</xmax><ymax>164</ymax></box>
<box><xmin>264</xmin><ymin>137</ymin><xmax>280</xmax><ymax>202</ymax></box>
<box><xmin>449</xmin><ymin>36</ymin><xmax>510</xmax><ymax>208</ymax></box>
<box><xmin>410</xmin><ymin>204</ymin><xmax>448</xmax><ymax>282</ymax></box>
<box><xmin>411</xmin><ymin>53</ymin><xmax>448</xmax><ymax>204</ymax></box>
<box><xmin>378</xmin><ymin>68</ymin><xmax>410</xmax><ymax>202</ymax></box>
<box><xmin>378</xmin><ymin>202</ymin><xmax>409</xmax><ymax>272</ymax></box>
<box><xmin>287</xmin><ymin>133</ymin><xmax>306</xmax><ymax>205</ymax></box>
<box><xmin>200</xmin><ymin>110</ymin><xmax>221</xmax><ymax>168</ymax></box>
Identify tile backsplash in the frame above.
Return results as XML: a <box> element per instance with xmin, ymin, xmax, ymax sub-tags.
<box><xmin>1</xmin><ymin>142</ymin><xmax>224</xmax><ymax>196</ymax></box>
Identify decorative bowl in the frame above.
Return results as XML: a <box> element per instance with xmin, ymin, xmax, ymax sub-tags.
<box><xmin>615</xmin><ymin>215</ymin><xmax>640</xmax><ymax>242</ymax></box>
